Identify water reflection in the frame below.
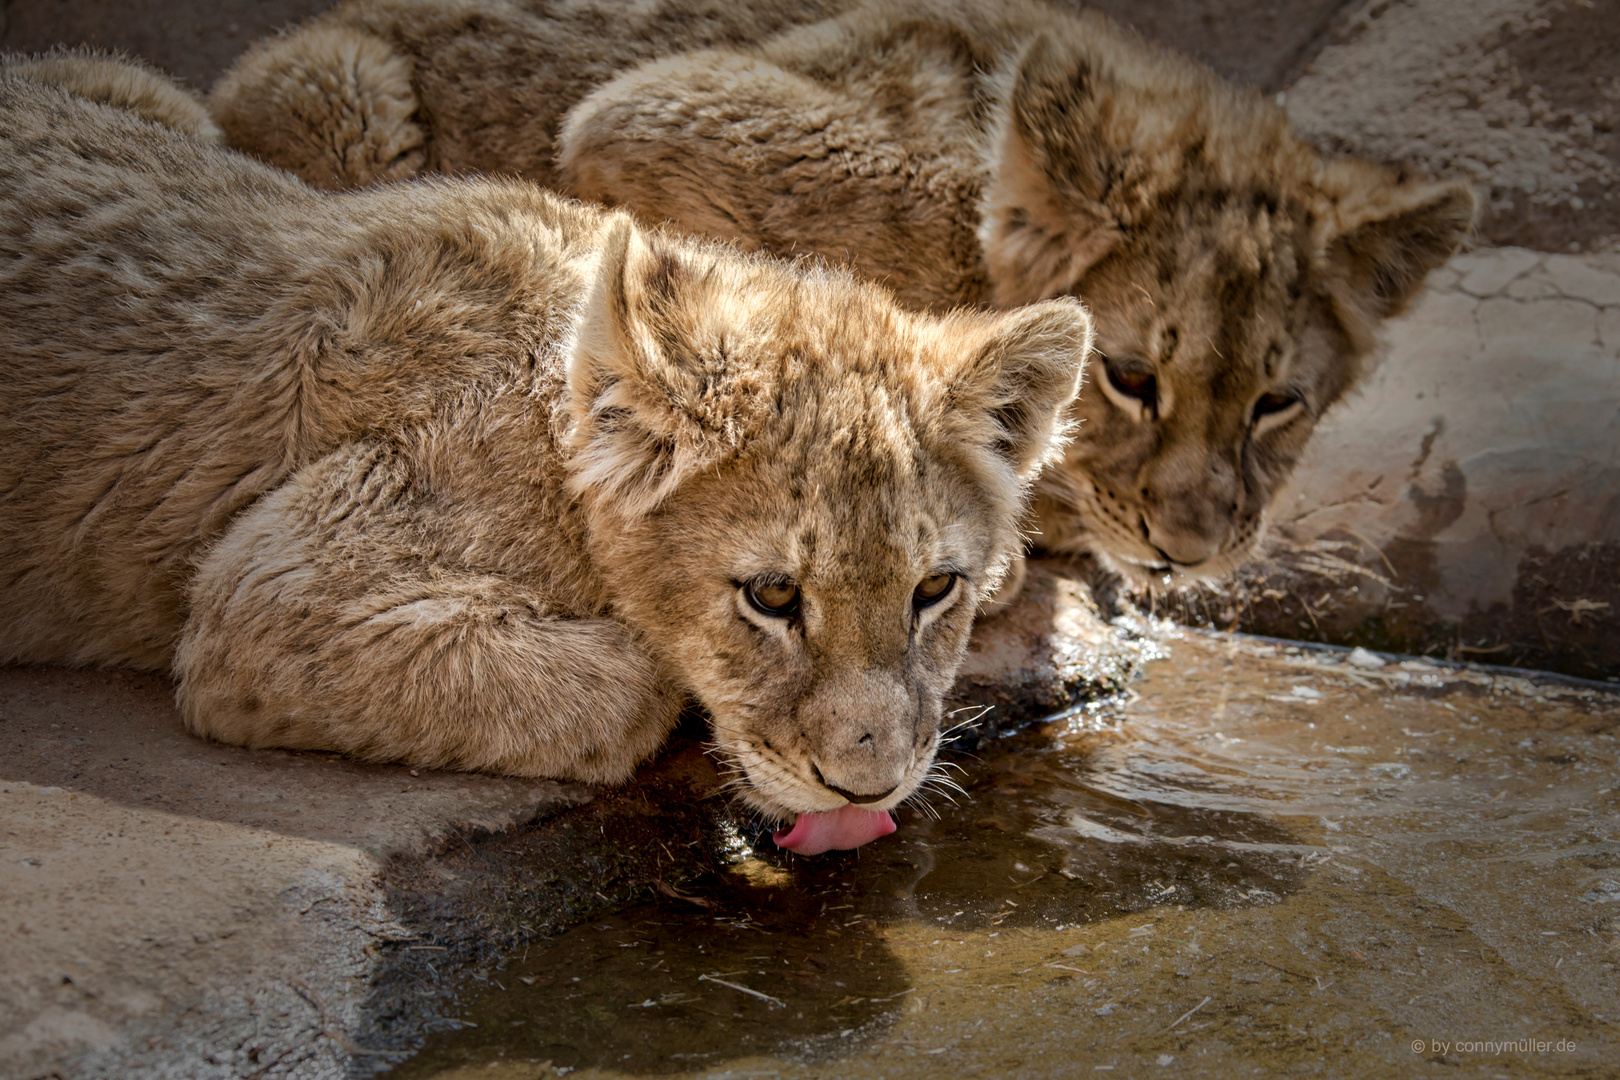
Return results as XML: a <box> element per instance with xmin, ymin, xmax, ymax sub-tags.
<box><xmin>399</xmin><ymin>630</ymin><xmax>1620</xmax><ymax>1078</ymax></box>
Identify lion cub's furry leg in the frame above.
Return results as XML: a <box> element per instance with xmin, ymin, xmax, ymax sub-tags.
<box><xmin>176</xmin><ymin>443</ymin><xmax>681</xmax><ymax>783</ymax></box>
<box><xmin>210</xmin><ymin>24</ymin><xmax>425</xmax><ymax>190</ymax></box>
<box><xmin>2</xmin><ymin>48</ymin><xmax>221</xmax><ymax>142</ymax></box>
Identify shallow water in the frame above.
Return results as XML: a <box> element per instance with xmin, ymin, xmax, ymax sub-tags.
<box><xmin>399</xmin><ymin>630</ymin><xmax>1620</xmax><ymax>1079</ymax></box>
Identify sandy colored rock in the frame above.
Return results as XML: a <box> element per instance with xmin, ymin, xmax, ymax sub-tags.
<box><xmin>1228</xmin><ymin>247</ymin><xmax>1620</xmax><ymax>676</ymax></box>
<box><xmin>1286</xmin><ymin>0</ymin><xmax>1620</xmax><ymax>252</ymax></box>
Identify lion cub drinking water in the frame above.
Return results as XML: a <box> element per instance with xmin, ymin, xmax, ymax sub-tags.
<box><xmin>0</xmin><ymin>66</ymin><xmax>1090</xmax><ymax>853</ymax></box>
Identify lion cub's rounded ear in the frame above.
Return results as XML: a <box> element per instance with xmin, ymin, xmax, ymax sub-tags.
<box><xmin>980</xmin><ymin>34</ymin><xmax>1124</xmax><ymax>308</ymax></box>
<box><xmin>564</xmin><ymin>218</ymin><xmax>749</xmax><ymax>516</ymax></box>
<box><xmin>947</xmin><ymin>297</ymin><xmax>1095</xmax><ymax>482</ymax></box>
<box><xmin>1316</xmin><ymin>163</ymin><xmax>1476</xmax><ymax>350</ymax></box>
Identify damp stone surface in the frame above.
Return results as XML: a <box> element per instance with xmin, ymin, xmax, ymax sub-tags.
<box><xmin>390</xmin><ymin>630</ymin><xmax>1620</xmax><ymax>1079</ymax></box>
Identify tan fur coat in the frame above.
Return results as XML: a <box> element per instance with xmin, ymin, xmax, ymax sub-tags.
<box><xmin>0</xmin><ymin>67</ymin><xmax>1090</xmax><ymax>817</ymax></box>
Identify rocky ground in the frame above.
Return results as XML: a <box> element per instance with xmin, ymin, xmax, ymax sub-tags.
<box><xmin>2</xmin><ymin>0</ymin><xmax>1617</xmax><ymax>1075</ymax></box>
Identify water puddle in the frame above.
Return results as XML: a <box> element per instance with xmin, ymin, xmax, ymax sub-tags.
<box><xmin>395</xmin><ymin>631</ymin><xmax>1620</xmax><ymax>1078</ymax></box>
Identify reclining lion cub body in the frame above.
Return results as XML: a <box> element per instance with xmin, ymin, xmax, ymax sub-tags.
<box><xmin>0</xmin><ymin>71</ymin><xmax>1090</xmax><ymax>828</ymax></box>
<box><xmin>214</xmin><ymin>0</ymin><xmax>1474</xmax><ymax>585</ymax></box>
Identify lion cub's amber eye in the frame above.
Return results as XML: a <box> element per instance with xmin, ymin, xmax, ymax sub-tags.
<box><xmin>913</xmin><ymin>572</ymin><xmax>956</xmax><ymax>609</ymax></box>
<box><xmin>1103</xmin><ymin>355</ymin><xmax>1157</xmax><ymax>406</ymax></box>
<box><xmin>745</xmin><ymin>579</ymin><xmax>800</xmax><ymax>618</ymax></box>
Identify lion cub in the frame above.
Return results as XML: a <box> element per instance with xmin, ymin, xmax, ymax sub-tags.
<box><xmin>0</xmin><ymin>69</ymin><xmax>1089</xmax><ymax>845</ymax></box>
<box><xmin>213</xmin><ymin>0</ymin><xmax>1473</xmax><ymax>586</ymax></box>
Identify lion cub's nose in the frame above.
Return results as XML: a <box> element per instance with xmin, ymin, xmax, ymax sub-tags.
<box><xmin>1145</xmin><ymin>521</ymin><xmax>1227</xmax><ymax>567</ymax></box>
<box><xmin>802</xmin><ymin>673</ymin><xmax>914</xmax><ymax>804</ymax></box>
<box><xmin>810</xmin><ymin>732</ymin><xmax>909</xmax><ymax>806</ymax></box>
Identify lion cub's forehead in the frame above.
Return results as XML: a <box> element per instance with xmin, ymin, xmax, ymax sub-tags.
<box><xmin>767</xmin><ymin>449</ymin><xmax>980</xmax><ymax>562</ymax></box>
<box><xmin>726</xmin><ymin>264</ymin><xmax>996</xmax><ymax>390</ymax></box>
<box><xmin>705</xmin><ymin>438</ymin><xmax>986</xmax><ymax>586</ymax></box>
<box><xmin>1090</xmin><ymin>201</ymin><xmax>1321</xmax><ymax>385</ymax></box>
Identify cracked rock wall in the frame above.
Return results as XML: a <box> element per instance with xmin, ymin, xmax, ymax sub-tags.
<box><xmin>1212</xmin><ymin>0</ymin><xmax>1620</xmax><ymax>676</ymax></box>
<box><xmin>1245</xmin><ymin>249</ymin><xmax>1620</xmax><ymax>675</ymax></box>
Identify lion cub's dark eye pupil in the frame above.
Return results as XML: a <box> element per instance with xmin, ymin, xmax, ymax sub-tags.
<box><xmin>1104</xmin><ymin>357</ymin><xmax>1157</xmax><ymax>404</ymax></box>
<box><xmin>1253</xmin><ymin>392</ymin><xmax>1299</xmax><ymax>420</ymax></box>
<box><xmin>913</xmin><ymin>572</ymin><xmax>956</xmax><ymax>608</ymax></box>
<box><xmin>746</xmin><ymin>580</ymin><xmax>800</xmax><ymax>617</ymax></box>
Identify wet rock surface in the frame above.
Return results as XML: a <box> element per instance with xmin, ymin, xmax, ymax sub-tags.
<box><xmin>375</xmin><ymin>632</ymin><xmax>1620</xmax><ymax>1079</ymax></box>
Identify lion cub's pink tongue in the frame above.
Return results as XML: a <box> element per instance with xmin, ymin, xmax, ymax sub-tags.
<box><xmin>773</xmin><ymin>805</ymin><xmax>897</xmax><ymax>856</ymax></box>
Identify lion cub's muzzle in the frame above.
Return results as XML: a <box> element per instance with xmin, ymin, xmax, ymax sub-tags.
<box><xmin>793</xmin><ymin>668</ymin><xmax>931</xmax><ymax>811</ymax></box>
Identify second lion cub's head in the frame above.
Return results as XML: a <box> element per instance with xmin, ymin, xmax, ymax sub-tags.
<box><xmin>565</xmin><ymin>221</ymin><xmax>1091</xmax><ymax>824</ymax></box>
<box><xmin>981</xmin><ymin>25</ymin><xmax>1475</xmax><ymax>584</ymax></box>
